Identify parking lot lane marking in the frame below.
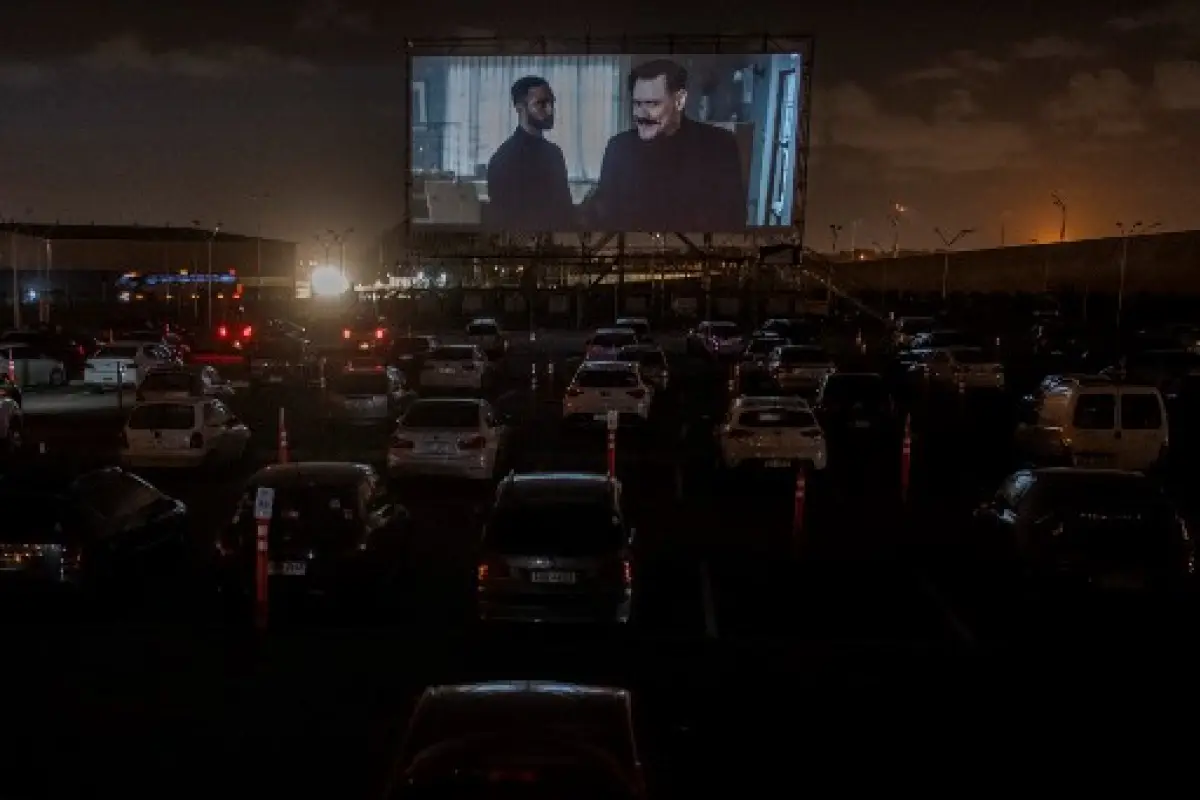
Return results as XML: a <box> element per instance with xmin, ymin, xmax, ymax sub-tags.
<box><xmin>916</xmin><ymin>572</ymin><xmax>977</xmax><ymax>646</ymax></box>
<box><xmin>700</xmin><ymin>561</ymin><xmax>719</xmax><ymax>640</ymax></box>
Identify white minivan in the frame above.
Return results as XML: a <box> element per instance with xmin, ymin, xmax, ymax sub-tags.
<box><xmin>1016</xmin><ymin>377</ymin><xmax>1168</xmax><ymax>473</ymax></box>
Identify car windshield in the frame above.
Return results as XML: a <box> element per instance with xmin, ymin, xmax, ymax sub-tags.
<box><xmin>403</xmin><ymin>402</ymin><xmax>480</xmax><ymax>429</ymax></box>
<box><xmin>576</xmin><ymin>369</ymin><xmax>638</xmax><ymax>388</ymax></box>
<box><xmin>468</xmin><ymin>323</ymin><xmax>499</xmax><ymax>336</ymax></box>
<box><xmin>95</xmin><ymin>347</ymin><xmax>138</xmax><ymax>359</ymax></box>
<box><xmin>487</xmin><ymin>503</ymin><xmax>624</xmax><ymax>556</ymax></box>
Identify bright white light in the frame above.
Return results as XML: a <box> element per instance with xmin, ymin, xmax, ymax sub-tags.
<box><xmin>416</xmin><ymin>270</ymin><xmax>426</xmax><ymax>283</ymax></box>
<box><xmin>437</xmin><ymin>272</ymin><xmax>448</xmax><ymax>287</ymax></box>
<box><xmin>311</xmin><ymin>266</ymin><xmax>350</xmax><ymax>296</ymax></box>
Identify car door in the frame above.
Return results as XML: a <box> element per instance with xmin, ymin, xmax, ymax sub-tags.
<box><xmin>1116</xmin><ymin>389</ymin><xmax>1166</xmax><ymax>471</ymax></box>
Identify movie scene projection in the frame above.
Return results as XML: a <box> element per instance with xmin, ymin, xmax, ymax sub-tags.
<box><xmin>410</xmin><ymin>52</ymin><xmax>803</xmax><ymax>232</ymax></box>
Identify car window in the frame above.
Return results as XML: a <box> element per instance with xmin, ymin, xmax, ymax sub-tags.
<box><xmin>403</xmin><ymin>402</ymin><xmax>481</xmax><ymax>429</ymax></box>
<box><xmin>1073</xmin><ymin>393</ymin><xmax>1116</xmax><ymax>429</ymax></box>
<box><xmin>141</xmin><ymin>372</ymin><xmax>195</xmax><ymax>393</ymax></box>
<box><xmin>128</xmin><ymin>403</ymin><xmax>197</xmax><ymax>430</ymax></box>
<box><xmin>429</xmin><ymin>347</ymin><xmax>475</xmax><ymax>361</ymax></box>
<box><xmin>1120</xmin><ymin>393</ymin><xmax>1163</xmax><ymax>430</ymax></box>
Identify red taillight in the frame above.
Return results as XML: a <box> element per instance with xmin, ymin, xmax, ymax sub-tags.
<box><xmin>458</xmin><ymin>434</ymin><xmax>486</xmax><ymax>450</ymax></box>
<box><xmin>566</xmin><ymin>387</ymin><xmax>582</xmax><ymax>396</ymax></box>
<box><xmin>728</xmin><ymin>428</ymin><xmax>752</xmax><ymax>439</ymax></box>
<box><xmin>390</xmin><ymin>436</ymin><xmax>414</xmax><ymax>449</ymax></box>
<box><xmin>478</xmin><ymin>557</ymin><xmax>509</xmax><ymax>581</ymax></box>
<box><xmin>242</xmin><ymin>325</ymin><xmax>252</xmax><ymax>339</ymax></box>
<box><xmin>342</xmin><ymin>329</ymin><xmax>351</xmax><ymax>339</ymax></box>
<box><xmin>375</xmin><ymin>328</ymin><xmax>385</xmax><ymax>340</ymax></box>
<box><xmin>217</xmin><ymin>325</ymin><xmax>227</xmax><ymax>338</ymax></box>
<box><xmin>627</xmin><ymin>388</ymin><xmax>646</xmax><ymax>399</ymax></box>
<box><xmin>189</xmin><ymin>432</ymin><xmax>203</xmax><ymax>449</ymax></box>
<box><xmin>76</xmin><ymin>345</ymin><xmax>85</xmax><ymax>356</ymax></box>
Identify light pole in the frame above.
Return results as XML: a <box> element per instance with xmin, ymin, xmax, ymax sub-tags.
<box><xmin>1051</xmin><ymin>192</ymin><xmax>1067</xmax><ymax>242</ymax></box>
<box><xmin>328</xmin><ymin>227</ymin><xmax>354</xmax><ymax>279</ymax></box>
<box><xmin>887</xmin><ymin>203</ymin><xmax>906</xmax><ymax>258</ymax></box>
<box><xmin>935</xmin><ymin>226</ymin><xmax>975</xmax><ymax>301</ymax></box>
<box><xmin>1116</xmin><ymin>220</ymin><xmax>1161</xmax><ymax>327</ymax></box>
<box><xmin>206</xmin><ymin>222</ymin><xmax>222</xmax><ymax>330</ymax></box>
<box><xmin>250</xmin><ymin>193</ymin><xmax>270</xmax><ymax>302</ymax></box>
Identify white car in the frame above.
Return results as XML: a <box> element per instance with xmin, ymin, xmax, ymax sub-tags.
<box><xmin>1</xmin><ymin>343</ymin><xmax>69</xmax><ymax>387</ymax></box>
<box><xmin>768</xmin><ymin>344</ymin><xmax>837</xmax><ymax>394</ymax></box>
<box><xmin>419</xmin><ymin>345</ymin><xmax>490</xmax><ymax>392</ymax></box>
<box><xmin>387</xmin><ymin>398</ymin><xmax>509</xmax><ymax>480</ymax></box>
<box><xmin>136</xmin><ymin>365</ymin><xmax>232</xmax><ymax>402</ymax></box>
<box><xmin>917</xmin><ymin>346</ymin><xmax>1006</xmax><ymax>391</ymax></box>
<box><xmin>563</xmin><ymin>360</ymin><xmax>653</xmax><ymax>425</ymax></box>
<box><xmin>717</xmin><ymin>398</ymin><xmax>828</xmax><ymax>471</ymax></box>
<box><xmin>120</xmin><ymin>398</ymin><xmax>251</xmax><ymax>469</ymax></box>
<box><xmin>585</xmin><ymin>328</ymin><xmax>639</xmax><ymax>360</ymax></box>
<box><xmin>85</xmin><ymin>342</ymin><xmax>174</xmax><ymax>391</ymax></box>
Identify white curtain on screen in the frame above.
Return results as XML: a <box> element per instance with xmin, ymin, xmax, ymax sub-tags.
<box><xmin>440</xmin><ymin>56</ymin><xmax>627</xmax><ymax>184</ymax></box>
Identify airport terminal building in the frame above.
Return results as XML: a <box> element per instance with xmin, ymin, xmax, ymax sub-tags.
<box><xmin>0</xmin><ymin>224</ymin><xmax>298</xmax><ymax>313</ymax></box>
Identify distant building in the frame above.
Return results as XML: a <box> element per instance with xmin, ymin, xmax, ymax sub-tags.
<box><xmin>0</xmin><ymin>223</ymin><xmax>298</xmax><ymax>310</ymax></box>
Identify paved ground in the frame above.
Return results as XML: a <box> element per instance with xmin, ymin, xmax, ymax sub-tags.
<box><xmin>7</xmin><ymin>327</ymin><xmax>1200</xmax><ymax>797</ymax></box>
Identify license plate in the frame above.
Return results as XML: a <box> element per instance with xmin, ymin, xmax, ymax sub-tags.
<box><xmin>439</xmin><ymin>367</ymin><xmax>454</xmax><ymax>374</ymax></box>
<box><xmin>530</xmin><ymin>570</ymin><xmax>576</xmax><ymax>584</ymax></box>
<box><xmin>764</xmin><ymin>459</ymin><xmax>791</xmax><ymax>468</ymax></box>
<box><xmin>268</xmin><ymin>375</ymin><xmax>283</xmax><ymax>383</ymax></box>
<box><xmin>593</xmin><ymin>413</ymin><xmax>608</xmax><ymax>421</ymax></box>
<box><xmin>1094</xmin><ymin>573</ymin><xmax>1144</xmax><ymax>590</ymax></box>
<box><xmin>421</xmin><ymin>443</ymin><xmax>454</xmax><ymax>455</ymax></box>
<box><xmin>269</xmin><ymin>561</ymin><xmax>307</xmax><ymax>576</ymax></box>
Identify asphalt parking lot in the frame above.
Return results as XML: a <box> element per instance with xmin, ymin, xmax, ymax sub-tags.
<box><xmin>8</xmin><ymin>326</ymin><xmax>1200</xmax><ymax>796</ymax></box>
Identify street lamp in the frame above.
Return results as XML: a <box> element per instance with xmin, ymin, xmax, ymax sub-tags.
<box><xmin>327</xmin><ymin>227</ymin><xmax>354</xmax><ymax>279</ymax></box>
<box><xmin>1116</xmin><ymin>220</ymin><xmax>1162</xmax><ymax>327</ymax></box>
<box><xmin>206</xmin><ymin>222</ymin><xmax>222</xmax><ymax>330</ymax></box>
<box><xmin>1051</xmin><ymin>192</ymin><xmax>1067</xmax><ymax>242</ymax></box>
<box><xmin>934</xmin><ymin>226</ymin><xmax>975</xmax><ymax>301</ymax></box>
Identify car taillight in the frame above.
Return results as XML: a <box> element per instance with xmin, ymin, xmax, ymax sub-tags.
<box><xmin>478</xmin><ymin>557</ymin><xmax>509</xmax><ymax>581</ymax></box>
<box><xmin>343</xmin><ymin>329</ymin><xmax>351</xmax><ymax>339</ymax></box>
<box><xmin>391</xmin><ymin>436</ymin><xmax>414</xmax><ymax>449</ymax></box>
<box><xmin>76</xmin><ymin>345</ymin><xmax>85</xmax><ymax>356</ymax></box>
<box><xmin>728</xmin><ymin>429</ymin><xmax>752</xmax><ymax>439</ymax></box>
<box><xmin>627</xmin><ymin>388</ymin><xmax>646</xmax><ymax>399</ymax></box>
<box><xmin>242</xmin><ymin>325</ymin><xmax>252</xmax><ymax>339</ymax></box>
<box><xmin>217</xmin><ymin>325</ymin><xmax>227</xmax><ymax>338</ymax></box>
<box><xmin>458</xmin><ymin>434</ymin><xmax>486</xmax><ymax>450</ymax></box>
<box><xmin>566</xmin><ymin>387</ymin><xmax>582</xmax><ymax>396</ymax></box>
<box><xmin>622</xmin><ymin>557</ymin><xmax>633</xmax><ymax>585</ymax></box>
<box><xmin>189</xmin><ymin>432</ymin><xmax>203</xmax><ymax>449</ymax></box>
<box><xmin>375</xmin><ymin>328</ymin><xmax>385</xmax><ymax>340</ymax></box>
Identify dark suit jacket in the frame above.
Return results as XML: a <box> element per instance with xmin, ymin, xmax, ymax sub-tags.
<box><xmin>485</xmin><ymin>128</ymin><xmax>575</xmax><ymax>231</ymax></box>
<box><xmin>585</xmin><ymin>117</ymin><xmax>746</xmax><ymax>232</ymax></box>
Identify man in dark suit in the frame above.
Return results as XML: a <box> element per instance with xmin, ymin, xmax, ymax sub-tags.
<box><xmin>485</xmin><ymin>75</ymin><xmax>575</xmax><ymax>231</ymax></box>
<box><xmin>585</xmin><ymin>59</ymin><xmax>746</xmax><ymax>232</ymax></box>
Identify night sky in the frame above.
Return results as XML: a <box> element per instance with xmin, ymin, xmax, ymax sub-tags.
<box><xmin>2</xmin><ymin>0</ymin><xmax>1198</xmax><ymax>263</ymax></box>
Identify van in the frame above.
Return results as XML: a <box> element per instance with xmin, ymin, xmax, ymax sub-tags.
<box><xmin>1016</xmin><ymin>377</ymin><xmax>1168</xmax><ymax>473</ymax></box>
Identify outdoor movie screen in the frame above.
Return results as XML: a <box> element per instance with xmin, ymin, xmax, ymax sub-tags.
<box><xmin>410</xmin><ymin>52</ymin><xmax>803</xmax><ymax>233</ymax></box>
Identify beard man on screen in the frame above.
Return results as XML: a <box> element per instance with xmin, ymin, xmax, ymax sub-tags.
<box><xmin>584</xmin><ymin>58</ymin><xmax>746</xmax><ymax>232</ymax></box>
<box><xmin>485</xmin><ymin>75</ymin><xmax>576</xmax><ymax>230</ymax></box>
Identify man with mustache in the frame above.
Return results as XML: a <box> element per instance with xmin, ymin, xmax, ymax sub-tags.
<box><xmin>585</xmin><ymin>59</ymin><xmax>746</xmax><ymax>231</ymax></box>
<box><xmin>485</xmin><ymin>75</ymin><xmax>575</xmax><ymax>230</ymax></box>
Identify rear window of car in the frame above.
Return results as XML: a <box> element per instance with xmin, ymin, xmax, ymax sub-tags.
<box><xmin>127</xmin><ymin>403</ymin><xmax>196</xmax><ymax>430</ymax></box>
<box><xmin>429</xmin><ymin>347</ymin><xmax>475</xmax><ymax>361</ymax></box>
<box><xmin>737</xmin><ymin>409</ymin><xmax>818</xmax><ymax>428</ymax></box>
<box><xmin>95</xmin><ymin>347</ymin><xmax>138</xmax><ymax>359</ymax></box>
<box><xmin>140</xmin><ymin>372</ymin><xmax>194</xmax><ymax>393</ymax></box>
<box><xmin>235</xmin><ymin>483</ymin><xmax>362</xmax><ymax>540</ymax></box>
<box><xmin>591</xmin><ymin>332</ymin><xmax>636</xmax><ymax>348</ymax></box>
<box><xmin>403</xmin><ymin>402</ymin><xmax>480</xmax><ymax>429</ymax></box>
<box><xmin>486</xmin><ymin>503</ymin><xmax>625</xmax><ymax>556</ymax></box>
<box><xmin>576</xmin><ymin>369</ymin><xmax>639</xmax><ymax>388</ymax></box>
<box><xmin>778</xmin><ymin>347</ymin><xmax>830</xmax><ymax>364</ymax></box>
<box><xmin>334</xmin><ymin>373</ymin><xmax>389</xmax><ymax>395</ymax></box>
<box><xmin>746</xmin><ymin>338</ymin><xmax>782</xmax><ymax>354</ymax></box>
<box><xmin>1121</xmin><ymin>393</ymin><xmax>1163</xmax><ymax>429</ymax></box>
<box><xmin>467</xmin><ymin>323</ymin><xmax>499</xmax><ymax>336</ymax></box>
